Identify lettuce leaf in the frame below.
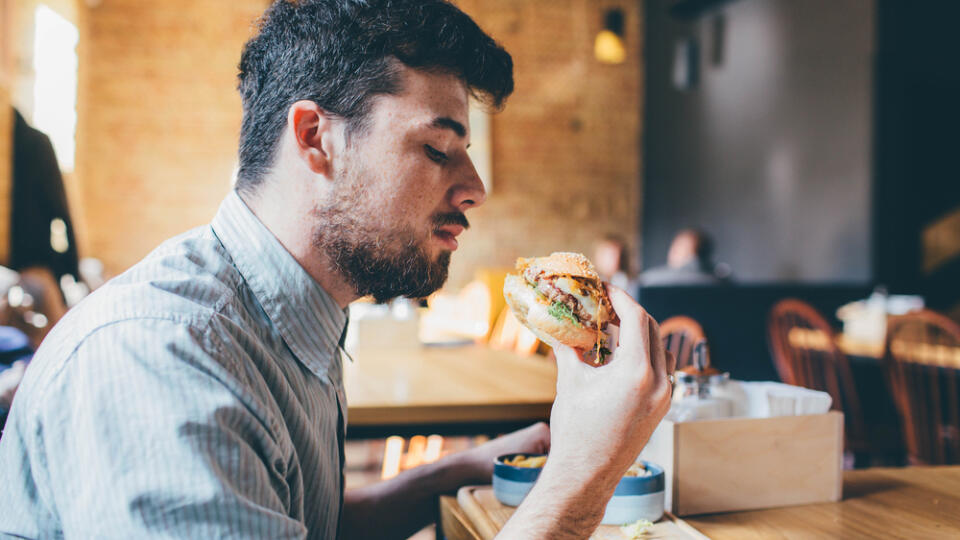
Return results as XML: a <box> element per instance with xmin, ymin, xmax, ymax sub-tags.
<box><xmin>548</xmin><ymin>301</ymin><xmax>581</xmax><ymax>327</ymax></box>
<box><xmin>620</xmin><ymin>519</ymin><xmax>654</xmax><ymax>538</ymax></box>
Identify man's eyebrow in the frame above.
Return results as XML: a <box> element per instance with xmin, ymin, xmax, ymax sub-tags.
<box><xmin>429</xmin><ymin>117</ymin><xmax>467</xmax><ymax>138</ymax></box>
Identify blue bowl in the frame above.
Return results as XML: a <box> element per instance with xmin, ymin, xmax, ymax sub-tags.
<box><xmin>493</xmin><ymin>454</ymin><xmax>665</xmax><ymax>524</ymax></box>
<box><xmin>492</xmin><ymin>453</ymin><xmax>546</xmax><ymax>506</ymax></box>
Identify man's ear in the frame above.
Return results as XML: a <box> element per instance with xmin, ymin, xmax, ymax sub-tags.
<box><xmin>287</xmin><ymin>100</ymin><xmax>342</xmax><ymax>178</ymax></box>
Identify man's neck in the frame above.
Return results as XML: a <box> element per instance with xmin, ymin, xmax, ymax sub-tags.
<box><xmin>236</xmin><ymin>187</ymin><xmax>359</xmax><ymax>309</ymax></box>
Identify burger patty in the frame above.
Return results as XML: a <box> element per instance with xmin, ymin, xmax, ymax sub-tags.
<box><xmin>523</xmin><ymin>269</ymin><xmax>606</xmax><ymax>329</ymax></box>
<box><xmin>539</xmin><ymin>281</ymin><xmax>596</xmax><ymax>328</ymax></box>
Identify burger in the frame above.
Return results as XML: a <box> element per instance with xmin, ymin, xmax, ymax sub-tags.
<box><xmin>503</xmin><ymin>252</ymin><xmax>613</xmax><ymax>361</ymax></box>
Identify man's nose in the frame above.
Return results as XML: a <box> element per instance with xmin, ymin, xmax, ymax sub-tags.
<box><xmin>450</xmin><ymin>158</ymin><xmax>487</xmax><ymax>212</ymax></box>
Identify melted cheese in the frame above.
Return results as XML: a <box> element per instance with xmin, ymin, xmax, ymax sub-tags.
<box><xmin>595</xmin><ymin>302</ymin><xmax>603</xmax><ymax>363</ymax></box>
<box><xmin>553</xmin><ymin>276</ymin><xmax>599</xmax><ymax>317</ymax></box>
<box><xmin>553</xmin><ymin>275</ymin><xmax>605</xmax><ymax>362</ymax></box>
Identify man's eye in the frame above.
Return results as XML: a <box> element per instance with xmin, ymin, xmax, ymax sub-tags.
<box><xmin>424</xmin><ymin>145</ymin><xmax>449</xmax><ymax>165</ymax></box>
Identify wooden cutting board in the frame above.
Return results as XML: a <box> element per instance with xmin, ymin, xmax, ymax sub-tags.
<box><xmin>456</xmin><ymin>486</ymin><xmax>710</xmax><ymax>540</ymax></box>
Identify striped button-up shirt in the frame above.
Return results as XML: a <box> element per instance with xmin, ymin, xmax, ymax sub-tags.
<box><xmin>0</xmin><ymin>190</ymin><xmax>349</xmax><ymax>539</ymax></box>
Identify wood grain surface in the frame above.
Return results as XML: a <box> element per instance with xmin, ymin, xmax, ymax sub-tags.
<box><xmin>343</xmin><ymin>345</ymin><xmax>556</xmax><ymax>426</ymax></box>
<box><xmin>684</xmin><ymin>466</ymin><xmax>960</xmax><ymax>539</ymax></box>
<box><xmin>441</xmin><ymin>467</ymin><xmax>960</xmax><ymax>540</ymax></box>
<box><xmin>447</xmin><ymin>486</ymin><xmax>708</xmax><ymax>540</ymax></box>
<box><xmin>671</xmin><ymin>412</ymin><xmax>843</xmax><ymax>515</ymax></box>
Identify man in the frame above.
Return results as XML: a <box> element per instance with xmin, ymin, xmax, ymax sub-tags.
<box><xmin>640</xmin><ymin>229</ymin><xmax>730</xmax><ymax>286</ymax></box>
<box><xmin>0</xmin><ymin>1</ymin><xmax>672</xmax><ymax>538</ymax></box>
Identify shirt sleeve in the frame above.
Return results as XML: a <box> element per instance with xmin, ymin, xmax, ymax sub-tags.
<box><xmin>33</xmin><ymin>317</ymin><xmax>307</xmax><ymax>539</ymax></box>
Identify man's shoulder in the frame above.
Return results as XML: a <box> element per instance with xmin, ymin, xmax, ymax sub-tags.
<box><xmin>32</xmin><ymin>226</ymin><xmax>251</xmax><ymax>372</ymax></box>
<box><xmin>113</xmin><ymin>224</ymin><xmax>244</xmax><ymax>310</ymax></box>
<box><xmin>15</xmin><ymin>267</ymin><xmax>264</xmax><ymax>433</ymax></box>
<box><xmin>79</xmin><ymin>225</ymin><xmax>241</xmax><ymax>321</ymax></box>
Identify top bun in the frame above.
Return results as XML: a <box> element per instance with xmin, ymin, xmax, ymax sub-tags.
<box><xmin>516</xmin><ymin>252</ymin><xmax>600</xmax><ymax>281</ymax></box>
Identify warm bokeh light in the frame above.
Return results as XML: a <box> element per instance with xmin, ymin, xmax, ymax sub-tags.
<box><xmin>402</xmin><ymin>435</ymin><xmax>427</xmax><ymax>470</ymax></box>
<box><xmin>594</xmin><ymin>29</ymin><xmax>626</xmax><ymax>64</ymax></box>
<box><xmin>423</xmin><ymin>435</ymin><xmax>444</xmax><ymax>464</ymax></box>
<box><xmin>32</xmin><ymin>4</ymin><xmax>78</xmax><ymax>172</ymax></box>
<box><xmin>380</xmin><ymin>436</ymin><xmax>404</xmax><ymax>480</ymax></box>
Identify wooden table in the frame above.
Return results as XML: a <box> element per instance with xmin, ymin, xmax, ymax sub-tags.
<box><xmin>440</xmin><ymin>466</ymin><xmax>960</xmax><ymax>539</ymax></box>
<box><xmin>788</xmin><ymin>328</ymin><xmax>885</xmax><ymax>359</ymax></box>
<box><xmin>343</xmin><ymin>345</ymin><xmax>556</xmax><ymax>438</ymax></box>
<box><xmin>835</xmin><ymin>334</ymin><xmax>885</xmax><ymax>359</ymax></box>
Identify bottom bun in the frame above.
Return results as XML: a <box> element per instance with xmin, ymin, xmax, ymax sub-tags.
<box><xmin>503</xmin><ymin>274</ymin><xmax>598</xmax><ymax>350</ymax></box>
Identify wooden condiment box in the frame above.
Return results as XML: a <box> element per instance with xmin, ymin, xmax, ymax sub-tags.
<box><xmin>638</xmin><ymin>411</ymin><xmax>844</xmax><ymax>516</ymax></box>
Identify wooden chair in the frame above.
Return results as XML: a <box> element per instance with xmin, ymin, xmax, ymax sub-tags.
<box><xmin>768</xmin><ymin>299</ymin><xmax>867</xmax><ymax>454</ymax></box>
<box><xmin>884</xmin><ymin>310</ymin><xmax>960</xmax><ymax>465</ymax></box>
<box><xmin>660</xmin><ymin>315</ymin><xmax>706</xmax><ymax>370</ymax></box>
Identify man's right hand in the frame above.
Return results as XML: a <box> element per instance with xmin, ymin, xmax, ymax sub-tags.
<box><xmin>548</xmin><ymin>284</ymin><xmax>674</xmax><ymax>483</ymax></box>
<box><xmin>498</xmin><ymin>284</ymin><xmax>675</xmax><ymax>539</ymax></box>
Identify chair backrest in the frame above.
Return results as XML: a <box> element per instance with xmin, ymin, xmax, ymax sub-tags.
<box><xmin>637</xmin><ymin>283</ymin><xmax>873</xmax><ymax>381</ymax></box>
<box><xmin>768</xmin><ymin>298</ymin><xmax>866</xmax><ymax>448</ymax></box>
<box><xmin>884</xmin><ymin>310</ymin><xmax>960</xmax><ymax>465</ymax></box>
<box><xmin>660</xmin><ymin>315</ymin><xmax>706</xmax><ymax>370</ymax></box>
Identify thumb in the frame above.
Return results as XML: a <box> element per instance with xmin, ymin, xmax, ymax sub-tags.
<box><xmin>604</xmin><ymin>283</ymin><xmax>647</xmax><ymax>354</ymax></box>
<box><xmin>553</xmin><ymin>344</ymin><xmax>587</xmax><ymax>383</ymax></box>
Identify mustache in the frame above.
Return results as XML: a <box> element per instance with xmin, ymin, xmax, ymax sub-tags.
<box><xmin>432</xmin><ymin>212</ymin><xmax>470</xmax><ymax>230</ymax></box>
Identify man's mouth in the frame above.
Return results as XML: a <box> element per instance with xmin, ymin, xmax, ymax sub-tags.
<box><xmin>433</xmin><ymin>224</ymin><xmax>465</xmax><ymax>251</ymax></box>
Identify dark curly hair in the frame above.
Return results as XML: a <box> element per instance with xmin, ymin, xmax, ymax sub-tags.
<box><xmin>235</xmin><ymin>0</ymin><xmax>513</xmax><ymax>193</ymax></box>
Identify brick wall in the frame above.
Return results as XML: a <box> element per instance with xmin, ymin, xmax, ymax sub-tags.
<box><xmin>75</xmin><ymin>0</ymin><xmax>266</xmax><ymax>272</ymax></box>
<box><xmin>75</xmin><ymin>0</ymin><xmax>643</xmax><ymax>290</ymax></box>
<box><xmin>447</xmin><ymin>0</ymin><xmax>643</xmax><ymax>289</ymax></box>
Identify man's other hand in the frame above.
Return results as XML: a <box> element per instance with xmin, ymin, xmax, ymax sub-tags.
<box><xmin>456</xmin><ymin>422</ymin><xmax>550</xmax><ymax>485</ymax></box>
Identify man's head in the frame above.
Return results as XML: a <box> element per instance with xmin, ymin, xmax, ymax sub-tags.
<box><xmin>667</xmin><ymin>229</ymin><xmax>713</xmax><ymax>269</ymax></box>
<box><xmin>236</xmin><ymin>0</ymin><xmax>512</xmax><ymax>303</ymax></box>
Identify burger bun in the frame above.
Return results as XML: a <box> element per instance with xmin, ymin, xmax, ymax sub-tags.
<box><xmin>503</xmin><ymin>273</ymin><xmax>599</xmax><ymax>350</ymax></box>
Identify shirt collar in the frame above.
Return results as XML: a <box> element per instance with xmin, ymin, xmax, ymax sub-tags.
<box><xmin>211</xmin><ymin>190</ymin><xmax>348</xmax><ymax>382</ymax></box>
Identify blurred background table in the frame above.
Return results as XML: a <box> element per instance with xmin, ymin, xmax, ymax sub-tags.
<box><xmin>344</xmin><ymin>345</ymin><xmax>557</xmax><ymax>439</ymax></box>
<box><xmin>835</xmin><ymin>334</ymin><xmax>885</xmax><ymax>359</ymax></box>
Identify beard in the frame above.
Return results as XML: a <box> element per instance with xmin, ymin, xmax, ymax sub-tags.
<box><xmin>311</xmin><ymin>164</ymin><xmax>467</xmax><ymax>304</ymax></box>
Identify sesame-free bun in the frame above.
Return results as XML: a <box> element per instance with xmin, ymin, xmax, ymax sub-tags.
<box><xmin>502</xmin><ymin>273</ymin><xmax>598</xmax><ymax>350</ymax></box>
<box><xmin>516</xmin><ymin>252</ymin><xmax>600</xmax><ymax>281</ymax></box>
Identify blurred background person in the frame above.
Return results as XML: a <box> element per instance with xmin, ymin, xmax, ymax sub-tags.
<box><xmin>0</xmin><ymin>109</ymin><xmax>81</xmax><ymax>431</ymax></box>
<box><xmin>10</xmin><ymin>108</ymin><xmax>80</xmax><ymax>284</ymax></box>
<box><xmin>593</xmin><ymin>233</ymin><xmax>635</xmax><ymax>292</ymax></box>
<box><xmin>640</xmin><ymin>228</ymin><xmax>730</xmax><ymax>286</ymax></box>
<box><xmin>0</xmin><ymin>266</ymin><xmax>36</xmax><ymax>432</ymax></box>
